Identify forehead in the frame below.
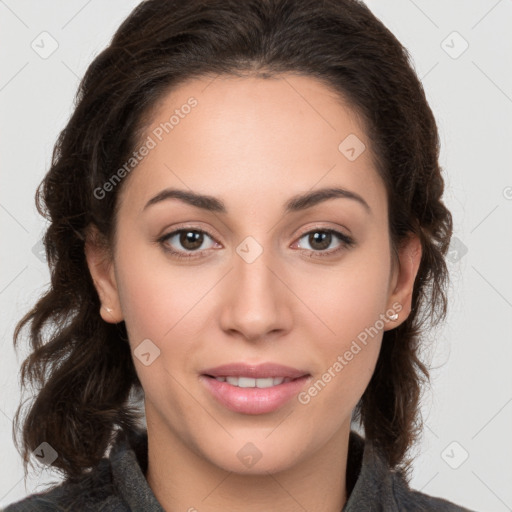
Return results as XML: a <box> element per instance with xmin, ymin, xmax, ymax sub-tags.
<box><xmin>116</xmin><ymin>74</ymin><xmax>386</xmax><ymax>218</ymax></box>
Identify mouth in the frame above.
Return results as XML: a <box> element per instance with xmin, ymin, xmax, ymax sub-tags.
<box><xmin>199</xmin><ymin>363</ymin><xmax>311</xmax><ymax>414</ymax></box>
<box><xmin>203</xmin><ymin>375</ymin><xmax>303</xmax><ymax>388</ymax></box>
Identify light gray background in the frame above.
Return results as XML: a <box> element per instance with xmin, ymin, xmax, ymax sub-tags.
<box><xmin>1</xmin><ymin>1</ymin><xmax>511</xmax><ymax>510</ymax></box>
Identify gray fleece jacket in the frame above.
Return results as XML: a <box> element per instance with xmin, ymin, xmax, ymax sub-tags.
<box><xmin>3</xmin><ymin>429</ymin><xmax>475</xmax><ymax>511</ymax></box>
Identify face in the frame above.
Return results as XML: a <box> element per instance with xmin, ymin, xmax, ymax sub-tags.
<box><xmin>86</xmin><ymin>74</ymin><xmax>420</xmax><ymax>475</ymax></box>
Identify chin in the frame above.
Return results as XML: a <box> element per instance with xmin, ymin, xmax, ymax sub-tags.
<box><xmin>197</xmin><ymin>433</ymin><xmax>307</xmax><ymax>476</ymax></box>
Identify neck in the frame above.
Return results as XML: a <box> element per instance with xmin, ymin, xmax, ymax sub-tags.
<box><xmin>145</xmin><ymin>418</ymin><xmax>350</xmax><ymax>512</ymax></box>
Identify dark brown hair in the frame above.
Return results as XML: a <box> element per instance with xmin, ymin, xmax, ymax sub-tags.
<box><xmin>13</xmin><ymin>0</ymin><xmax>452</xmax><ymax>485</ymax></box>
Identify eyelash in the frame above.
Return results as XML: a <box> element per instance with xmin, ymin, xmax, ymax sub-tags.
<box><xmin>156</xmin><ymin>226</ymin><xmax>355</xmax><ymax>261</ymax></box>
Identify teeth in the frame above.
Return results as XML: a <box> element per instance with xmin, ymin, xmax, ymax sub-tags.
<box><xmin>214</xmin><ymin>376</ymin><xmax>292</xmax><ymax>388</ymax></box>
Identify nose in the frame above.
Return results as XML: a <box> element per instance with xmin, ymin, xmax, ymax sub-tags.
<box><xmin>218</xmin><ymin>243</ymin><xmax>292</xmax><ymax>343</ymax></box>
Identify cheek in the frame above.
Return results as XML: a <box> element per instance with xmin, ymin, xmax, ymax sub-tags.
<box><xmin>296</xmin><ymin>281</ymin><xmax>385</xmax><ymax>431</ymax></box>
<box><xmin>114</xmin><ymin>246</ymin><xmax>211</xmax><ymax>417</ymax></box>
<box><xmin>298</xmin><ymin>240</ymin><xmax>392</xmax><ymax>341</ymax></box>
<box><xmin>294</xmin><ymin>241</ymin><xmax>391</xmax><ymax>409</ymax></box>
<box><xmin>114</xmin><ymin>240</ymin><xmax>211</xmax><ymax>344</ymax></box>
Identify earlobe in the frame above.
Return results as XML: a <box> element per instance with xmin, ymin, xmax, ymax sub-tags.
<box><xmin>84</xmin><ymin>225</ymin><xmax>123</xmax><ymax>324</ymax></box>
<box><xmin>384</xmin><ymin>234</ymin><xmax>422</xmax><ymax>330</ymax></box>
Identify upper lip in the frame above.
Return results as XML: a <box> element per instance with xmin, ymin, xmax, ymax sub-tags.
<box><xmin>201</xmin><ymin>363</ymin><xmax>309</xmax><ymax>379</ymax></box>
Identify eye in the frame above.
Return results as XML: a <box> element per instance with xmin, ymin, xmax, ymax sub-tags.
<box><xmin>156</xmin><ymin>226</ymin><xmax>355</xmax><ymax>261</ymax></box>
<box><xmin>157</xmin><ymin>228</ymin><xmax>218</xmax><ymax>260</ymax></box>
<box><xmin>294</xmin><ymin>228</ymin><xmax>355</xmax><ymax>258</ymax></box>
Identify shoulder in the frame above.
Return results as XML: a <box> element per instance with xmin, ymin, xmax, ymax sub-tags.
<box><xmin>391</xmin><ymin>471</ymin><xmax>475</xmax><ymax>511</ymax></box>
<box><xmin>3</xmin><ymin>428</ymin><xmax>157</xmax><ymax>512</ymax></box>
<box><xmin>2</xmin><ymin>458</ymin><xmax>128</xmax><ymax>512</ymax></box>
<box><xmin>345</xmin><ymin>431</ymin><xmax>476</xmax><ymax>511</ymax></box>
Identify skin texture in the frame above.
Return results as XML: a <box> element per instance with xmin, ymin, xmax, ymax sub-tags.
<box><xmin>85</xmin><ymin>74</ymin><xmax>422</xmax><ymax>512</ymax></box>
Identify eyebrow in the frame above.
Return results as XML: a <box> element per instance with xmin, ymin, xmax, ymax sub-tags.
<box><xmin>143</xmin><ymin>186</ymin><xmax>371</xmax><ymax>214</ymax></box>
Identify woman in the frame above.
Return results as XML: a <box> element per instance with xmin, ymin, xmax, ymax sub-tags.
<box><xmin>5</xmin><ymin>0</ymin><xmax>475</xmax><ymax>510</ymax></box>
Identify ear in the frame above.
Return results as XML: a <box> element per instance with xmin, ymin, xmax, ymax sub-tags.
<box><xmin>84</xmin><ymin>224</ymin><xmax>124</xmax><ymax>324</ymax></box>
<box><xmin>384</xmin><ymin>233</ymin><xmax>422</xmax><ymax>331</ymax></box>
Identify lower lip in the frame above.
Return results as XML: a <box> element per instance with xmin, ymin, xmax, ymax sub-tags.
<box><xmin>200</xmin><ymin>375</ymin><xmax>310</xmax><ymax>415</ymax></box>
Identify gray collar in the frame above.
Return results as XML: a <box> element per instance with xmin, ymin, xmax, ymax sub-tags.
<box><xmin>109</xmin><ymin>429</ymin><xmax>398</xmax><ymax>511</ymax></box>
